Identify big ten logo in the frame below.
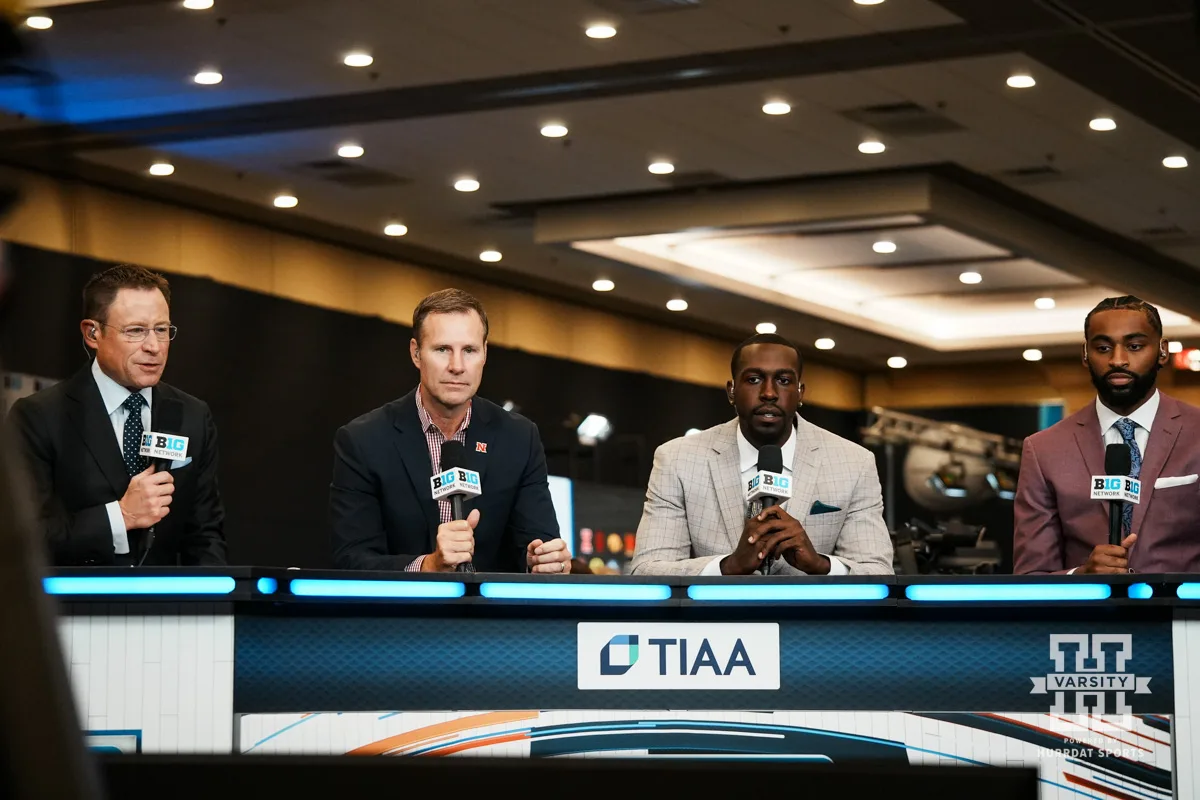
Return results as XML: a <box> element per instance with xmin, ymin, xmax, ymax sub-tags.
<box><xmin>763</xmin><ymin>474</ymin><xmax>790</xmax><ymax>490</ymax></box>
<box><xmin>156</xmin><ymin>435</ymin><xmax>186</xmax><ymax>451</ymax></box>
<box><xmin>432</xmin><ymin>470</ymin><xmax>458</xmax><ymax>490</ymax></box>
<box><xmin>1094</xmin><ymin>477</ymin><xmax>1123</xmax><ymax>491</ymax></box>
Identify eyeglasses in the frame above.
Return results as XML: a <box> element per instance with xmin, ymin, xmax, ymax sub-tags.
<box><xmin>98</xmin><ymin>322</ymin><xmax>178</xmax><ymax>342</ymax></box>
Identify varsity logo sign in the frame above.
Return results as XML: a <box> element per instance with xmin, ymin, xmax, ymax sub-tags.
<box><xmin>1030</xmin><ymin>634</ymin><xmax>1151</xmax><ymax>714</ymax></box>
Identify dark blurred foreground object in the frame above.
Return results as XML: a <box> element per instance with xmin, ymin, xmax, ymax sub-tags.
<box><xmin>100</xmin><ymin>756</ymin><xmax>1037</xmax><ymax>800</ymax></box>
<box><xmin>0</xmin><ymin>390</ymin><xmax>103</xmax><ymax>800</ymax></box>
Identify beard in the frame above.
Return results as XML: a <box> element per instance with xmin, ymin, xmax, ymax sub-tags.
<box><xmin>1090</xmin><ymin>362</ymin><xmax>1160</xmax><ymax>410</ymax></box>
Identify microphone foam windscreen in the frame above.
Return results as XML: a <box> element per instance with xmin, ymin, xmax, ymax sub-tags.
<box><xmin>157</xmin><ymin>398</ymin><xmax>184</xmax><ymax>434</ymax></box>
<box><xmin>440</xmin><ymin>440</ymin><xmax>467</xmax><ymax>472</ymax></box>
<box><xmin>757</xmin><ymin>444</ymin><xmax>784</xmax><ymax>473</ymax></box>
<box><xmin>1105</xmin><ymin>442</ymin><xmax>1132</xmax><ymax>475</ymax></box>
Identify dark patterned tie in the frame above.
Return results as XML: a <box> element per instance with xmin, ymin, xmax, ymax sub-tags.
<box><xmin>1114</xmin><ymin>417</ymin><xmax>1142</xmax><ymax>535</ymax></box>
<box><xmin>122</xmin><ymin>393</ymin><xmax>148</xmax><ymax>477</ymax></box>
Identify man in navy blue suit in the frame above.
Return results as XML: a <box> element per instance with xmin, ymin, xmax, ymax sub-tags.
<box><xmin>329</xmin><ymin>289</ymin><xmax>570</xmax><ymax>574</ymax></box>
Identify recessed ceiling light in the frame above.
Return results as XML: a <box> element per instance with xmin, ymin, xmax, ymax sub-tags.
<box><xmin>193</xmin><ymin>70</ymin><xmax>223</xmax><ymax>85</ymax></box>
<box><xmin>815</xmin><ymin>338</ymin><xmax>836</xmax><ymax>350</ymax></box>
<box><xmin>585</xmin><ymin>23</ymin><xmax>617</xmax><ymax>39</ymax></box>
<box><xmin>337</xmin><ymin>143</ymin><xmax>364</xmax><ymax>158</ymax></box>
<box><xmin>148</xmin><ymin>162</ymin><xmax>175</xmax><ymax>177</ymax></box>
<box><xmin>1023</xmin><ymin>349</ymin><xmax>1043</xmax><ymax>362</ymax></box>
<box><xmin>648</xmin><ymin>161</ymin><xmax>675</xmax><ymax>175</ymax></box>
<box><xmin>762</xmin><ymin>101</ymin><xmax>791</xmax><ymax>116</ymax></box>
<box><xmin>479</xmin><ymin>250</ymin><xmax>502</xmax><ymax>262</ymax></box>
<box><xmin>540</xmin><ymin>123</ymin><xmax>568</xmax><ymax>138</ymax></box>
<box><xmin>858</xmin><ymin>140</ymin><xmax>886</xmax><ymax>155</ymax></box>
<box><xmin>959</xmin><ymin>271</ymin><xmax>983</xmax><ymax>285</ymax></box>
<box><xmin>872</xmin><ymin>240</ymin><xmax>897</xmax><ymax>254</ymax></box>
<box><xmin>1163</xmin><ymin>155</ymin><xmax>1189</xmax><ymax>169</ymax></box>
<box><xmin>854</xmin><ymin>0</ymin><xmax>885</xmax><ymax>4</ymax></box>
<box><xmin>592</xmin><ymin>279</ymin><xmax>615</xmax><ymax>292</ymax></box>
<box><xmin>755</xmin><ymin>322</ymin><xmax>777</xmax><ymax>334</ymax></box>
<box><xmin>454</xmin><ymin>177</ymin><xmax>480</xmax><ymax>192</ymax></box>
<box><xmin>1169</xmin><ymin>340</ymin><xmax>1184</xmax><ymax>354</ymax></box>
<box><xmin>1089</xmin><ymin>117</ymin><xmax>1116</xmax><ymax>132</ymax></box>
<box><xmin>343</xmin><ymin>52</ymin><xmax>373</xmax><ymax>68</ymax></box>
<box><xmin>887</xmin><ymin>356</ymin><xmax>907</xmax><ymax>369</ymax></box>
<box><xmin>273</xmin><ymin>194</ymin><xmax>298</xmax><ymax>209</ymax></box>
<box><xmin>1034</xmin><ymin>297</ymin><xmax>1056</xmax><ymax>310</ymax></box>
<box><xmin>666</xmin><ymin>298</ymin><xmax>688</xmax><ymax>312</ymax></box>
<box><xmin>1007</xmin><ymin>73</ymin><xmax>1036</xmax><ymax>89</ymax></box>
<box><xmin>182</xmin><ymin>0</ymin><xmax>213</xmax><ymax>9</ymax></box>
<box><xmin>384</xmin><ymin>223</ymin><xmax>407</xmax><ymax>237</ymax></box>
<box><xmin>25</xmin><ymin>15</ymin><xmax>52</xmax><ymax>29</ymax></box>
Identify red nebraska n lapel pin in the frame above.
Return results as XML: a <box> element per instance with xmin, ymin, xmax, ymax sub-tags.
<box><xmin>476</xmin><ymin>442</ymin><xmax>488</xmax><ymax>453</ymax></box>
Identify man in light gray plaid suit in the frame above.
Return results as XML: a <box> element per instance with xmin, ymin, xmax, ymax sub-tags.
<box><xmin>631</xmin><ymin>334</ymin><xmax>893</xmax><ymax>576</ymax></box>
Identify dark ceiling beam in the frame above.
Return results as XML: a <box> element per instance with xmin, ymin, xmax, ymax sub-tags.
<box><xmin>933</xmin><ymin>0</ymin><xmax>1200</xmax><ymax>154</ymax></box>
<box><xmin>0</xmin><ymin>23</ymin><xmax>1054</xmax><ymax>152</ymax></box>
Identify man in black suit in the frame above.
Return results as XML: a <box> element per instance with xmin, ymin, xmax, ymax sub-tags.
<box><xmin>330</xmin><ymin>288</ymin><xmax>569</xmax><ymax>573</ymax></box>
<box><xmin>6</xmin><ymin>265</ymin><xmax>226</xmax><ymax>567</ymax></box>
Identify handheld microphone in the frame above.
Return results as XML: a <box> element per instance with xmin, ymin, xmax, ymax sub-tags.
<box><xmin>431</xmin><ymin>440</ymin><xmax>482</xmax><ymax>572</ymax></box>
<box><xmin>135</xmin><ymin>398</ymin><xmax>186</xmax><ymax>567</ymax></box>
<box><xmin>1090</xmin><ymin>443</ymin><xmax>1141</xmax><ymax>546</ymax></box>
<box><xmin>746</xmin><ymin>445</ymin><xmax>790</xmax><ymax>574</ymax></box>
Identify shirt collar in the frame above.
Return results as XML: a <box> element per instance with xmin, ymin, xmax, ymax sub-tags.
<box><xmin>736</xmin><ymin>419</ymin><xmax>797</xmax><ymax>473</ymax></box>
<box><xmin>415</xmin><ymin>384</ymin><xmax>471</xmax><ymax>436</ymax></box>
<box><xmin>1096</xmin><ymin>389</ymin><xmax>1160</xmax><ymax>435</ymax></box>
<box><xmin>91</xmin><ymin>358</ymin><xmax>151</xmax><ymax>416</ymax></box>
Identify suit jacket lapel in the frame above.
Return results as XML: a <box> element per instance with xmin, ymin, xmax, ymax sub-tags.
<box><xmin>1133</xmin><ymin>395</ymin><xmax>1183</xmax><ymax>536</ymax></box>
<box><xmin>65</xmin><ymin>367</ymin><xmax>129</xmax><ymax>498</ymax></box>
<box><xmin>391</xmin><ymin>392</ymin><xmax>441</xmax><ymax>550</ymax></box>
<box><xmin>789</xmin><ymin>417</ymin><xmax>820</xmax><ymax>520</ymax></box>
<box><xmin>463</xmin><ymin>400</ymin><xmax>493</xmax><ymax>515</ymax></box>
<box><xmin>1072</xmin><ymin>404</ymin><xmax>1104</xmax><ymax>480</ymax></box>
<box><xmin>708</xmin><ymin>420</ymin><xmax>745</xmax><ymax>551</ymax></box>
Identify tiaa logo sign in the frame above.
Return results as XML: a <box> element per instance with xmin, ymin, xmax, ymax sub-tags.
<box><xmin>578</xmin><ymin>623</ymin><xmax>779</xmax><ymax>690</ymax></box>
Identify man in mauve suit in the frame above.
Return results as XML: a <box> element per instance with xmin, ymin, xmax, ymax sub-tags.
<box><xmin>1014</xmin><ymin>296</ymin><xmax>1200</xmax><ymax>574</ymax></box>
<box><xmin>329</xmin><ymin>288</ymin><xmax>571</xmax><ymax>574</ymax></box>
<box><xmin>631</xmin><ymin>333</ymin><xmax>893</xmax><ymax>576</ymax></box>
<box><xmin>6</xmin><ymin>265</ymin><xmax>226</xmax><ymax>567</ymax></box>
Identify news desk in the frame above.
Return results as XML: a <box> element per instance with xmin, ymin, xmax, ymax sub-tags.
<box><xmin>47</xmin><ymin>570</ymin><xmax>1200</xmax><ymax>799</ymax></box>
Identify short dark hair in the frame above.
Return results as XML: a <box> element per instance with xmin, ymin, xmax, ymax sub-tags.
<box><xmin>730</xmin><ymin>333</ymin><xmax>804</xmax><ymax>379</ymax></box>
<box><xmin>83</xmin><ymin>264</ymin><xmax>171</xmax><ymax>323</ymax></box>
<box><xmin>1085</xmin><ymin>295</ymin><xmax>1163</xmax><ymax>339</ymax></box>
<box><xmin>412</xmin><ymin>288</ymin><xmax>489</xmax><ymax>344</ymax></box>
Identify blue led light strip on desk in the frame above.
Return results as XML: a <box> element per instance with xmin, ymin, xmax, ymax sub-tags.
<box><xmin>1178</xmin><ymin>583</ymin><xmax>1200</xmax><ymax>600</ymax></box>
<box><xmin>479</xmin><ymin>582</ymin><xmax>671</xmax><ymax>602</ymax></box>
<box><xmin>687</xmin><ymin>584</ymin><xmax>890</xmax><ymax>602</ymax></box>
<box><xmin>906</xmin><ymin>584</ymin><xmax>1112</xmax><ymax>602</ymax></box>
<box><xmin>43</xmin><ymin>576</ymin><xmax>237</xmax><ymax>596</ymax></box>
<box><xmin>289</xmin><ymin>579</ymin><xmax>465</xmax><ymax>599</ymax></box>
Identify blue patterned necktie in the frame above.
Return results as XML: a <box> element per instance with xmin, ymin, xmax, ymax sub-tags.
<box><xmin>1114</xmin><ymin>417</ymin><xmax>1142</xmax><ymax>534</ymax></box>
<box><xmin>121</xmin><ymin>393</ymin><xmax>148</xmax><ymax>477</ymax></box>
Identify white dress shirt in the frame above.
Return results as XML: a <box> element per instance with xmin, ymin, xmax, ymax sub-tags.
<box><xmin>1096</xmin><ymin>389</ymin><xmax>1159</xmax><ymax>458</ymax></box>
<box><xmin>700</xmin><ymin>423</ymin><xmax>848</xmax><ymax>576</ymax></box>
<box><xmin>92</xmin><ymin>358</ymin><xmax>152</xmax><ymax>555</ymax></box>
